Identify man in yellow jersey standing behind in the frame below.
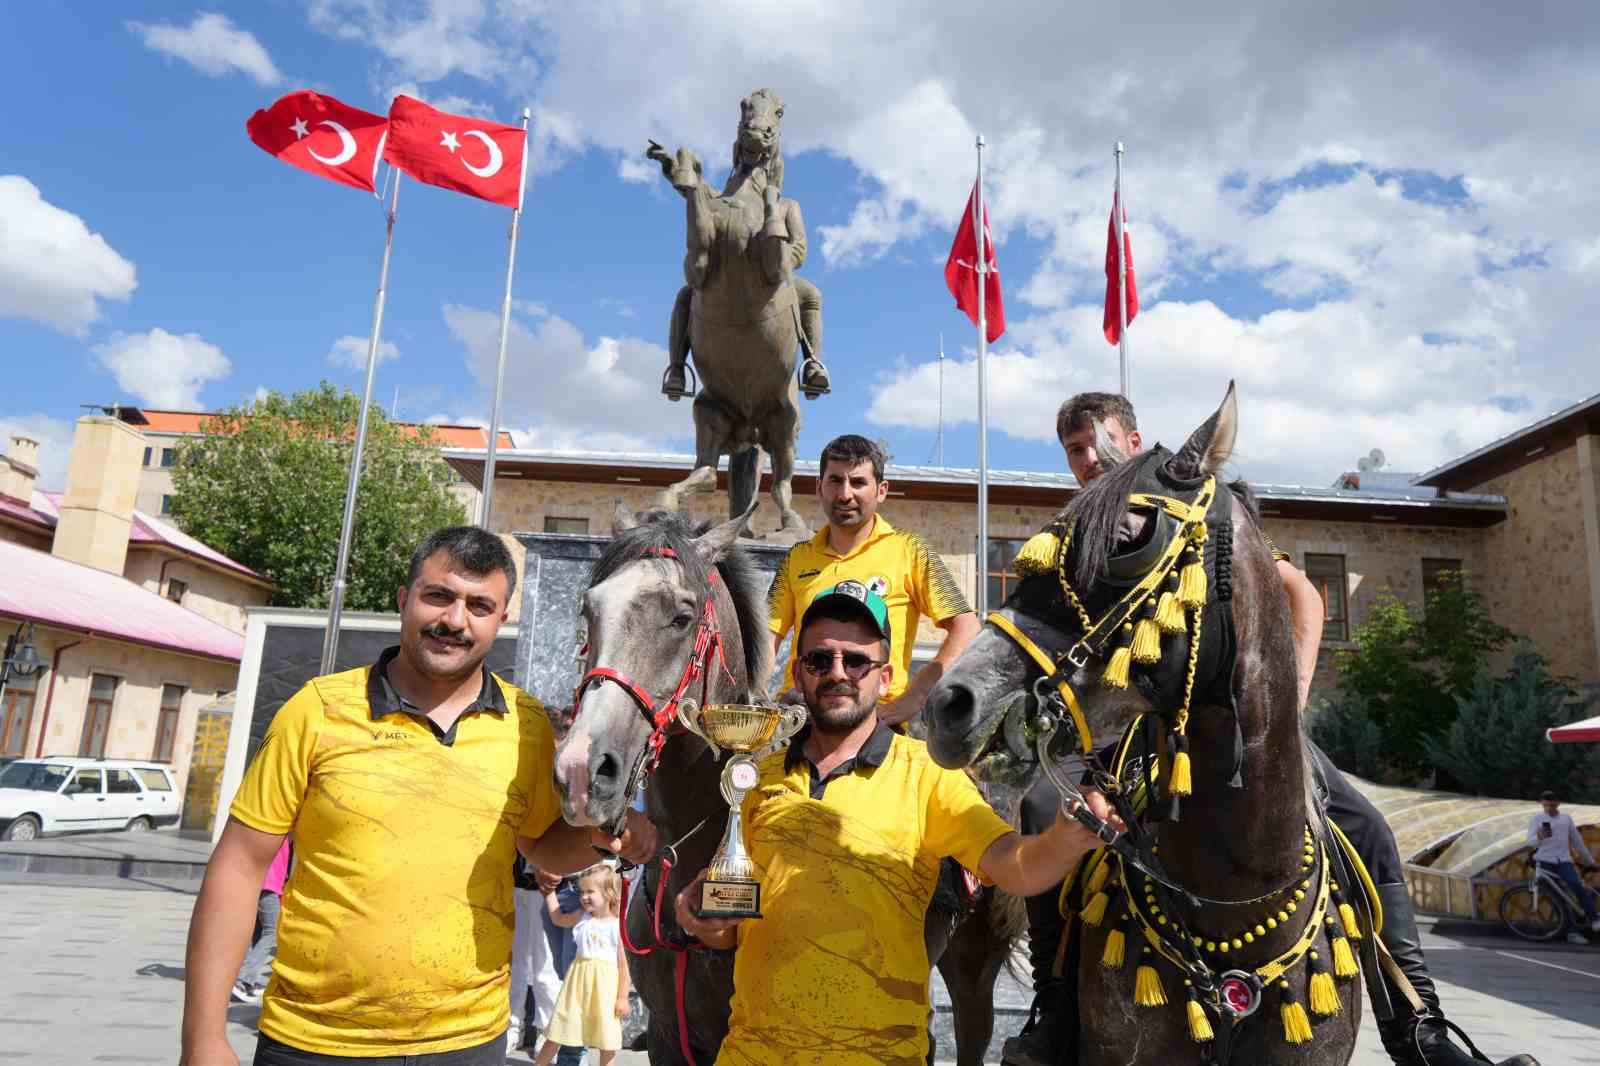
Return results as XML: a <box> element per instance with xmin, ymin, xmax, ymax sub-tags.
<box><xmin>675</xmin><ymin>582</ymin><xmax>1103</xmax><ymax>1066</ymax></box>
<box><xmin>180</xmin><ymin>527</ymin><xmax>657</xmax><ymax>1066</ymax></box>
<box><xmin>768</xmin><ymin>434</ymin><xmax>979</xmax><ymax>725</ymax></box>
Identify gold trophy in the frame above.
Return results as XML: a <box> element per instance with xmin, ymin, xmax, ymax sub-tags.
<box><xmin>676</xmin><ymin>699</ymin><xmax>807</xmax><ymax>918</ymax></box>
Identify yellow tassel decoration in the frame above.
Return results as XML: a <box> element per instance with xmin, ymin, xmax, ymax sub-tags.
<box><xmin>1101</xmin><ymin>925</ymin><xmax>1126</xmax><ymax>968</ymax></box>
<box><xmin>1086</xmin><ymin>857</ymin><xmax>1112</xmax><ymax>895</ymax></box>
<box><xmin>1168</xmin><ymin>735</ymin><xmax>1194</xmax><ymax>797</ymax></box>
<box><xmin>1331</xmin><ymin>935</ymin><xmax>1359</xmax><ymax>978</ymax></box>
<box><xmin>1186</xmin><ymin>990</ymin><xmax>1215</xmax><ymax>1043</ymax></box>
<box><xmin>1155</xmin><ymin>589</ymin><xmax>1186</xmax><ymax>633</ymax></box>
<box><xmin>1134</xmin><ymin>952</ymin><xmax>1167</xmax><ymax>1007</ymax></box>
<box><xmin>1131</xmin><ymin>615</ymin><xmax>1163</xmax><ymax>664</ymax></box>
<box><xmin>1102</xmin><ymin>642</ymin><xmax>1133</xmax><ymax>689</ymax></box>
<box><xmin>1013</xmin><ymin>529</ymin><xmax>1063</xmax><ymax>576</ymax></box>
<box><xmin>1177</xmin><ymin>550</ymin><xmax>1208</xmax><ymax>607</ymax></box>
<box><xmin>1309</xmin><ymin>971</ymin><xmax>1340</xmax><ymax>1017</ymax></box>
<box><xmin>1338</xmin><ymin>902</ymin><xmax>1362</xmax><ymax>940</ymax></box>
<box><xmin>1278</xmin><ymin>982</ymin><xmax>1313</xmax><ymax>1045</ymax></box>
<box><xmin>1081</xmin><ymin>890</ymin><xmax>1110</xmax><ymax>926</ymax></box>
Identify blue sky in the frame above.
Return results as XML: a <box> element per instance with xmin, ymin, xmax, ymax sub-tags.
<box><xmin>4</xmin><ymin>2</ymin><xmax>1598</xmax><ymax>493</ymax></box>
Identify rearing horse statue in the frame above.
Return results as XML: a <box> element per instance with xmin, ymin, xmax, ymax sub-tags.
<box><xmin>646</xmin><ymin>88</ymin><xmax>825</xmax><ymax>539</ymax></box>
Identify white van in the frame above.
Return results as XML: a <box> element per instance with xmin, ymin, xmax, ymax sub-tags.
<box><xmin>0</xmin><ymin>758</ymin><xmax>181</xmax><ymax>841</ymax></box>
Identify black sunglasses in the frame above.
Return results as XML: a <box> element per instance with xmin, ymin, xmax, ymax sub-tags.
<box><xmin>798</xmin><ymin>649</ymin><xmax>886</xmax><ymax>680</ymax></box>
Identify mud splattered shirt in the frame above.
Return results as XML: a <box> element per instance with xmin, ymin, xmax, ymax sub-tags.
<box><xmin>715</xmin><ymin>730</ymin><xmax>1012</xmax><ymax>1066</ymax></box>
<box><xmin>229</xmin><ymin>649</ymin><xmax>563</xmax><ymax>1056</ymax></box>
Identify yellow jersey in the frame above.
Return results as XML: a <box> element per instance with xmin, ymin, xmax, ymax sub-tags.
<box><xmin>716</xmin><ymin>725</ymin><xmax>1013</xmax><ymax>1066</ymax></box>
<box><xmin>767</xmin><ymin>515</ymin><xmax>970</xmax><ymax>701</ymax></box>
<box><xmin>229</xmin><ymin>649</ymin><xmax>563</xmax><ymax>1056</ymax></box>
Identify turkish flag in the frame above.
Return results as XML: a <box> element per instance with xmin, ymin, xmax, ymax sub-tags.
<box><xmin>246</xmin><ymin>91</ymin><xmax>388</xmax><ymax>193</ymax></box>
<box><xmin>383</xmin><ymin>96</ymin><xmax>527</xmax><ymax>209</ymax></box>
<box><xmin>1103</xmin><ymin>192</ymin><xmax>1139</xmax><ymax>345</ymax></box>
<box><xmin>944</xmin><ymin>183</ymin><xmax>1005</xmax><ymax>342</ymax></box>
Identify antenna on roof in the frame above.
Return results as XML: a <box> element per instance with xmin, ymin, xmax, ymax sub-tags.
<box><xmin>1355</xmin><ymin>447</ymin><xmax>1387</xmax><ymax>473</ymax></box>
<box><xmin>80</xmin><ymin>403</ymin><xmax>149</xmax><ymax>426</ymax></box>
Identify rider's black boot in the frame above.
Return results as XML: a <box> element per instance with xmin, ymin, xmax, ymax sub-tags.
<box><xmin>1373</xmin><ymin>882</ymin><xmax>1539</xmax><ymax>1066</ymax></box>
<box><xmin>799</xmin><ymin>357</ymin><xmax>831</xmax><ymax>398</ymax></box>
<box><xmin>1001</xmin><ymin>881</ymin><xmax>1073</xmax><ymax>1066</ymax></box>
<box><xmin>662</xmin><ymin>363</ymin><xmax>688</xmax><ymax>400</ymax></box>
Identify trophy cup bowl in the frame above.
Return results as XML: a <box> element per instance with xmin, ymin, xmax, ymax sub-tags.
<box><xmin>677</xmin><ymin>699</ymin><xmax>807</xmax><ymax>918</ymax></box>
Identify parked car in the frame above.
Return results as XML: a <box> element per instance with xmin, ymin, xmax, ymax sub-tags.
<box><xmin>0</xmin><ymin>758</ymin><xmax>181</xmax><ymax>841</ymax></box>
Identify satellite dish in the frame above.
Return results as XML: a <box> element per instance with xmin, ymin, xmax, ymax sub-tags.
<box><xmin>1369</xmin><ymin>448</ymin><xmax>1386</xmax><ymax>469</ymax></box>
<box><xmin>1357</xmin><ymin>457</ymin><xmax>1374</xmax><ymax>472</ymax></box>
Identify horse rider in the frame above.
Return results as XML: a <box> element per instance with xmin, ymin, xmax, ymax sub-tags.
<box><xmin>674</xmin><ymin>581</ymin><xmax>1105</xmax><ymax>1066</ymax></box>
<box><xmin>767</xmin><ymin>433</ymin><xmax>980</xmax><ymax>727</ymax></box>
<box><xmin>1001</xmin><ymin>393</ymin><xmax>1535</xmax><ymax>1066</ymax></box>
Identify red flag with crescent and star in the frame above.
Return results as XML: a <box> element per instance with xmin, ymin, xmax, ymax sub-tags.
<box><xmin>383</xmin><ymin>96</ymin><xmax>527</xmax><ymax>209</ymax></box>
<box><xmin>944</xmin><ymin>183</ymin><xmax>1005</xmax><ymax>343</ymax></box>
<box><xmin>1103</xmin><ymin>191</ymin><xmax>1139</xmax><ymax>345</ymax></box>
<box><xmin>246</xmin><ymin>90</ymin><xmax>388</xmax><ymax>193</ymax></box>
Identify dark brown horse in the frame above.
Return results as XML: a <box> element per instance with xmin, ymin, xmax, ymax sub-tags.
<box><xmin>551</xmin><ymin>506</ymin><xmax>1021</xmax><ymax>1065</ymax></box>
<box><xmin>925</xmin><ymin>386</ymin><xmax>1362</xmax><ymax>1065</ymax></box>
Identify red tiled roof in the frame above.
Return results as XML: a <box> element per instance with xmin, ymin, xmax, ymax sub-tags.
<box><xmin>135</xmin><ymin>408</ymin><xmax>513</xmax><ymax>448</ymax></box>
<box><xmin>0</xmin><ymin>540</ymin><xmax>244</xmax><ymax>662</ymax></box>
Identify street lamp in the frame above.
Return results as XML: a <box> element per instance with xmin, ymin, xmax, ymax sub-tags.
<box><xmin>1</xmin><ymin>623</ymin><xmax>41</xmax><ymax>699</ymax></box>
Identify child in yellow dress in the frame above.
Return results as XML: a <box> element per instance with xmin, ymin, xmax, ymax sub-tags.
<box><xmin>533</xmin><ymin>864</ymin><xmax>629</xmax><ymax>1066</ymax></box>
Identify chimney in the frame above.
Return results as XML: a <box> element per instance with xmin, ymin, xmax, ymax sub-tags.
<box><xmin>0</xmin><ymin>435</ymin><xmax>39</xmax><ymax>503</ymax></box>
<box><xmin>52</xmin><ymin>415</ymin><xmax>146</xmax><ymax>574</ymax></box>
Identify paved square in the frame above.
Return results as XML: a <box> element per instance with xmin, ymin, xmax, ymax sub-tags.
<box><xmin>1</xmin><ymin>877</ymin><xmax>1594</xmax><ymax>1065</ymax></box>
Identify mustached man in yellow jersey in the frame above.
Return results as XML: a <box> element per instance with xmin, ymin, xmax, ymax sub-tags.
<box><xmin>181</xmin><ymin>527</ymin><xmax>658</xmax><ymax>1066</ymax></box>
<box><xmin>768</xmin><ymin>434</ymin><xmax>980</xmax><ymax>727</ymax></box>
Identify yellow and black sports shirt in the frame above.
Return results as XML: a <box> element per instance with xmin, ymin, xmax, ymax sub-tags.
<box><xmin>767</xmin><ymin>515</ymin><xmax>970</xmax><ymax>702</ymax></box>
<box><xmin>715</xmin><ymin>723</ymin><xmax>1013</xmax><ymax>1066</ymax></box>
<box><xmin>229</xmin><ymin>648</ymin><xmax>563</xmax><ymax>1056</ymax></box>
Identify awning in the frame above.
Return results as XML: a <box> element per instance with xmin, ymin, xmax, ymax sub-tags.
<box><xmin>1548</xmin><ymin>715</ymin><xmax>1600</xmax><ymax>743</ymax></box>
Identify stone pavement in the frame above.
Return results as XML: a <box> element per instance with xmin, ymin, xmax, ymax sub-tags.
<box><xmin>2</xmin><ymin>876</ymin><xmax>1595</xmax><ymax>1066</ymax></box>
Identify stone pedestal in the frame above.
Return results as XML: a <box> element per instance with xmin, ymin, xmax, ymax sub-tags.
<box><xmin>511</xmin><ymin>532</ymin><xmax>792</xmax><ymax>710</ymax></box>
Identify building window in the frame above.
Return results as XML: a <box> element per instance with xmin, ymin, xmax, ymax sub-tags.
<box><xmin>79</xmin><ymin>674</ymin><xmax>118</xmax><ymax>758</ymax></box>
<box><xmin>985</xmin><ymin>537</ymin><xmax>1028</xmax><ymax>610</ymax></box>
<box><xmin>544</xmin><ymin>516</ymin><xmax>590</xmax><ymax>535</ymax></box>
<box><xmin>160</xmin><ymin>448</ymin><xmax>176</xmax><ymax>468</ymax></box>
<box><xmin>1421</xmin><ymin>557</ymin><xmax>1463</xmax><ymax>625</ymax></box>
<box><xmin>165</xmin><ymin>578</ymin><xmax>188</xmax><ymax>604</ymax></box>
<box><xmin>143</xmin><ymin>446</ymin><xmax>153</xmax><ymax>467</ymax></box>
<box><xmin>1304</xmin><ymin>553</ymin><xmax>1349</xmax><ymax>641</ymax></box>
<box><xmin>161</xmin><ymin>495</ymin><xmax>173</xmax><ymax>515</ymax></box>
<box><xmin>154</xmin><ymin>684</ymin><xmax>185</xmax><ymax>762</ymax></box>
<box><xmin>0</xmin><ymin>669</ymin><xmax>38</xmax><ymax>757</ymax></box>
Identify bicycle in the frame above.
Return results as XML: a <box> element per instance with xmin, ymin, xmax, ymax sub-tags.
<box><xmin>1498</xmin><ymin>860</ymin><xmax>1600</xmax><ymax>943</ymax></box>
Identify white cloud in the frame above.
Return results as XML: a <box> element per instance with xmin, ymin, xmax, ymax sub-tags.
<box><xmin>327</xmin><ymin>334</ymin><xmax>400</xmax><ymax>370</ymax></box>
<box><xmin>94</xmin><ymin>329</ymin><xmax>233</xmax><ymax>409</ymax></box>
<box><xmin>441</xmin><ymin>303</ymin><xmax>687</xmax><ymax>452</ymax></box>
<box><xmin>127</xmin><ymin>12</ymin><xmax>283</xmax><ymax>86</ymax></box>
<box><xmin>0</xmin><ymin>413</ymin><xmax>74</xmax><ymax>490</ymax></box>
<box><xmin>0</xmin><ymin>176</ymin><xmax>136</xmax><ymax>336</ymax></box>
<box><xmin>306</xmin><ymin>2</ymin><xmax>1600</xmax><ymax>482</ymax></box>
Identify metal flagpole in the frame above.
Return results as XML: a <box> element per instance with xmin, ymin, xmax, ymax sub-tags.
<box><xmin>320</xmin><ymin>171</ymin><xmax>402</xmax><ymax>675</ymax></box>
<box><xmin>478</xmin><ymin>107</ymin><xmax>532</xmax><ymax>529</ymax></box>
<box><xmin>937</xmin><ymin>332</ymin><xmax>945</xmax><ymax>467</ymax></box>
<box><xmin>974</xmin><ymin>134</ymin><xmax>990</xmax><ymax>618</ymax></box>
<box><xmin>1114</xmin><ymin>142</ymin><xmax>1130</xmax><ymax>398</ymax></box>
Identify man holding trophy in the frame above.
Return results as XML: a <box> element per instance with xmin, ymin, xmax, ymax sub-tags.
<box><xmin>675</xmin><ymin>581</ymin><xmax>1102</xmax><ymax>1066</ymax></box>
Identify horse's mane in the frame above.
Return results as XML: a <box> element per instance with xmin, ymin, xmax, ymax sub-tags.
<box><xmin>593</xmin><ymin>510</ymin><xmax>771</xmax><ymax>690</ymax></box>
<box><xmin>1059</xmin><ymin>450</ymin><xmax>1263</xmax><ymax>591</ymax></box>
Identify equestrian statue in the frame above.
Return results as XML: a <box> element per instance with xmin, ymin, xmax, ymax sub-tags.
<box><xmin>646</xmin><ymin>88</ymin><xmax>826</xmax><ymax>539</ymax></box>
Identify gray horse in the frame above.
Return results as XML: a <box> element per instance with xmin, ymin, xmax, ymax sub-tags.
<box><xmin>925</xmin><ymin>387</ymin><xmax>1363</xmax><ymax>1065</ymax></box>
<box><xmin>553</xmin><ymin>506</ymin><xmax>1022</xmax><ymax>1065</ymax></box>
<box><xmin>647</xmin><ymin>89</ymin><xmax>822</xmax><ymax>538</ymax></box>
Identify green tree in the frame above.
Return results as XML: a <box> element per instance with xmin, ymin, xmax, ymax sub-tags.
<box><xmin>1424</xmin><ymin>646</ymin><xmax>1600</xmax><ymax>803</ymax></box>
<box><xmin>1333</xmin><ymin>576</ymin><xmax>1512</xmax><ymax>774</ymax></box>
<box><xmin>170</xmin><ymin>383</ymin><xmax>468</xmax><ymax>610</ymax></box>
<box><xmin>1306</xmin><ymin>692</ymin><xmax>1385</xmax><ymax>782</ymax></box>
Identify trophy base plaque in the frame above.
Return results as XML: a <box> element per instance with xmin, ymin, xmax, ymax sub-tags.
<box><xmin>700</xmin><ymin>878</ymin><xmax>762</xmax><ymax>919</ymax></box>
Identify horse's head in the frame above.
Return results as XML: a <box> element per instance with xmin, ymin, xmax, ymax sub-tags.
<box><xmin>734</xmin><ymin>87</ymin><xmax>784</xmax><ymax>186</ymax></box>
<box><xmin>553</xmin><ymin>504</ymin><xmax>758</xmax><ymax>828</ymax></box>
<box><xmin>927</xmin><ymin>383</ymin><xmax>1251</xmax><ymax>784</ymax></box>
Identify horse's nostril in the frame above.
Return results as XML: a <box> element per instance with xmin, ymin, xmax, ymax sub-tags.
<box><xmin>592</xmin><ymin>752</ymin><xmax>621</xmax><ymax>795</ymax></box>
<box><xmin>930</xmin><ymin>684</ymin><xmax>977</xmax><ymax>732</ymax></box>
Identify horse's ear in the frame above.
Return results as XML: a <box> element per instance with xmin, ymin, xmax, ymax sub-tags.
<box><xmin>1093</xmin><ymin>418</ymin><xmax>1129</xmax><ymax>470</ymax></box>
<box><xmin>612</xmin><ymin>499</ymin><xmax>639</xmax><ymax>533</ymax></box>
<box><xmin>1169</xmin><ymin>381</ymin><xmax>1239</xmax><ymax>480</ymax></box>
<box><xmin>691</xmin><ymin>501</ymin><xmax>756</xmax><ymax>565</ymax></box>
